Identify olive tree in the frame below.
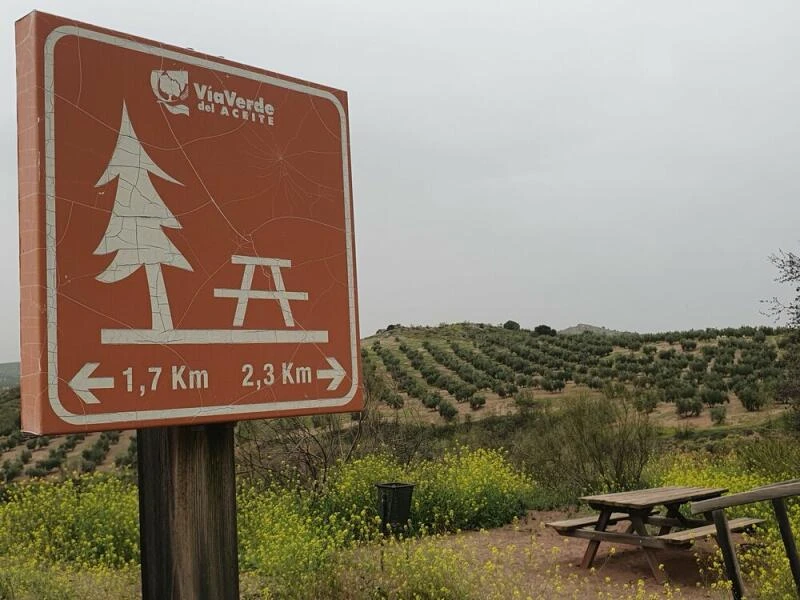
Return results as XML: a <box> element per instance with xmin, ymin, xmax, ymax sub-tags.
<box><xmin>767</xmin><ymin>249</ymin><xmax>800</xmax><ymax>427</ymax></box>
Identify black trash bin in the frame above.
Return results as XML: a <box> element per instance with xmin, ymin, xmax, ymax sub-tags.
<box><xmin>376</xmin><ymin>482</ymin><xmax>414</xmax><ymax>534</ymax></box>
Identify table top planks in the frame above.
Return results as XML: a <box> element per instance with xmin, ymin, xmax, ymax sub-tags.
<box><xmin>581</xmin><ymin>486</ymin><xmax>728</xmax><ymax>510</ymax></box>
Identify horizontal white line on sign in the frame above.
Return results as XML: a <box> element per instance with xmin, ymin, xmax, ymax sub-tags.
<box><xmin>213</xmin><ymin>290</ymin><xmax>309</xmax><ymax>301</ymax></box>
<box><xmin>101</xmin><ymin>329</ymin><xmax>329</xmax><ymax>345</ymax></box>
<box><xmin>231</xmin><ymin>256</ymin><xmax>292</xmax><ymax>267</ymax></box>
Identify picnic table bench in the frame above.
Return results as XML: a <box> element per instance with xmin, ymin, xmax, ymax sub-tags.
<box><xmin>546</xmin><ymin>486</ymin><xmax>765</xmax><ymax>583</ymax></box>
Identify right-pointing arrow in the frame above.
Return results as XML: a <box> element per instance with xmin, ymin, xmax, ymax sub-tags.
<box><xmin>69</xmin><ymin>362</ymin><xmax>115</xmax><ymax>405</ymax></box>
<box><xmin>317</xmin><ymin>357</ymin><xmax>346</xmax><ymax>391</ymax></box>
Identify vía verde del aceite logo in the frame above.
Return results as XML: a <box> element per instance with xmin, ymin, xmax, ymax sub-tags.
<box><xmin>151</xmin><ymin>69</ymin><xmax>275</xmax><ymax>125</ymax></box>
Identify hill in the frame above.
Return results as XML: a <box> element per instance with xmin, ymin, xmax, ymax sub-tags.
<box><xmin>0</xmin><ymin>321</ymin><xmax>790</xmax><ymax>483</ymax></box>
<box><xmin>0</xmin><ymin>385</ymin><xmax>136</xmax><ymax>483</ymax></box>
<box><xmin>362</xmin><ymin>322</ymin><xmax>787</xmax><ymax>425</ymax></box>
<box><xmin>558</xmin><ymin>323</ymin><xmax>629</xmax><ymax>336</ymax></box>
<box><xmin>0</xmin><ymin>362</ymin><xmax>19</xmax><ymax>388</ymax></box>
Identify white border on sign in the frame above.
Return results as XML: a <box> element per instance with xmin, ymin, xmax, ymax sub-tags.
<box><xmin>44</xmin><ymin>26</ymin><xmax>359</xmax><ymax>425</ymax></box>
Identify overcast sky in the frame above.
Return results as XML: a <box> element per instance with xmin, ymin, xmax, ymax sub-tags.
<box><xmin>2</xmin><ymin>1</ymin><xmax>800</xmax><ymax>360</ymax></box>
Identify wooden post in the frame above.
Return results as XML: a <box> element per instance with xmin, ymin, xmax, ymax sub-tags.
<box><xmin>712</xmin><ymin>509</ymin><xmax>745</xmax><ymax>600</ymax></box>
<box><xmin>137</xmin><ymin>423</ymin><xmax>239</xmax><ymax>600</ymax></box>
<box><xmin>771</xmin><ymin>498</ymin><xmax>800</xmax><ymax>597</ymax></box>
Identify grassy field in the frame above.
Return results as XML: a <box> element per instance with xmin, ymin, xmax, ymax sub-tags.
<box><xmin>1</xmin><ymin>437</ymin><xmax>799</xmax><ymax>599</ymax></box>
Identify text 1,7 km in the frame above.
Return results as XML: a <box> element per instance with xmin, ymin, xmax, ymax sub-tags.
<box><xmin>121</xmin><ymin>365</ymin><xmax>210</xmax><ymax>397</ymax></box>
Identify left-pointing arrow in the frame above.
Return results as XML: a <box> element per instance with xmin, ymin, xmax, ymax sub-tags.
<box><xmin>69</xmin><ymin>362</ymin><xmax>115</xmax><ymax>405</ymax></box>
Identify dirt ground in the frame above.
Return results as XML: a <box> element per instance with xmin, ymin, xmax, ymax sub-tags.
<box><xmin>452</xmin><ymin>510</ymin><xmax>734</xmax><ymax>599</ymax></box>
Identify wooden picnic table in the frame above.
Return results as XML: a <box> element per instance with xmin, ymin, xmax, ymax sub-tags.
<box><xmin>546</xmin><ymin>486</ymin><xmax>763</xmax><ymax>583</ymax></box>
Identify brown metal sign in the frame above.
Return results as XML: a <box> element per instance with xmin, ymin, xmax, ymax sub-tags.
<box><xmin>16</xmin><ymin>11</ymin><xmax>362</xmax><ymax>434</ymax></box>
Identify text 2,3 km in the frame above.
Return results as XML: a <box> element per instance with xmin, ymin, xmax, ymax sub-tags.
<box><xmin>241</xmin><ymin>362</ymin><xmax>315</xmax><ymax>390</ymax></box>
<box><xmin>122</xmin><ymin>365</ymin><xmax>210</xmax><ymax>396</ymax></box>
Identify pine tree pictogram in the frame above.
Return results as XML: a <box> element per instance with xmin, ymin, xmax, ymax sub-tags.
<box><xmin>94</xmin><ymin>102</ymin><xmax>192</xmax><ymax>332</ymax></box>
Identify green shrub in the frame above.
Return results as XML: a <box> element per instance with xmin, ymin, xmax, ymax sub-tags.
<box><xmin>735</xmin><ymin>436</ymin><xmax>800</xmax><ymax>481</ymax></box>
<box><xmin>315</xmin><ymin>449</ymin><xmax>533</xmax><ymax>536</ymax></box>
<box><xmin>384</xmin><ymin>391</ymin><xmax>404</xmax><ymax>409</ymax></box>
<box><xmin>700</xmin><ymin>387</ymin><xmax>728</xmax><ymax>406</ymax></box>
<box><xmin>410</xmin><ymin>447</ymin><xmax>533</xmax><ymax>531</ymax></box>
<box><xmin>632</xmin><ymin>389</ymin><xmax>659</xmax><ymax>414</ymax></box>
<box><xmin>468</xmin><ymin>395</ymin><xmax>486</xmax><ymax>410</ymax></box>
<box><xmin>345</xmin><ymin>535</ymin><xmax>475</xmax><ymax>600</ymax></box>
<box><xmin>3</xmin><ymin>431</ymin><xmax>23</xmax><ymax>451</ymax></box>
<box><xmin>1</xmin><ymin>459</ymin><xmax>22</xmax><ymax>483</ymax></box>
<box><xmin>315</xmin><ymin>453</ymin><xmax>404</xmax><ymax>539</ymax></box>
<box><xmin>521</xmin><ymin>395</ymin><xmax>656</xmax><ymax>502</ymax></box>
<box><xmin>710</xmin><ymin>405</ymin><xmax>726</xmax><ymax>425</ymax></box>
<box><xmin>238</xmin><ymin>484</ymin><xmax>345</xmax><ymax>598</ymax></box>
<box><xmin>103</xmin><ymin>431</ymin><xmax>121</xmax><ymax>444</ymax></box>
<box><xmin>36</xmin><ymin>449</ymin><xmax>65</xmax><ymax>472</ymax></box>
<box><xmin>689</xmin><ymin>358</ymin><xmax>708</xmax><ymax>373</ymax></box>
<box><xmin>502</xmin><ymin>320</ymin><xmax>520</xmax><ymax>330</ymax></box>
<box><xmin>675</xmin><ymin>396</ymin><xmax>703</xmax><ymax>417</ymax></box>
<box><xmin>453</xmin><ymin>385</ymin><xmax>474</xmax><ymax>402</ymax></box>
<box><xmin>0</xmin><ymin>391</ymin><xmax>20</xmax><ymax>437</ymax></box>
<box><xmin>438</xmin><ymin>400</ymin><xmax>457</xmax><ymax>421</ymax></box>
<box><xmin>738</xmin><ymin>387</ymin><xmax>766</xmax><ymax>412</ymax></box>
<box><xmin>513</xmin><ymin>389</ymin><xmax>537</xmax><ymax>413</ymax></box>
<box><xmin>664</xmin><ymin>381</ymin><xmax>697</xmax><ymax>401</ymax></box>
<box><xmin>602</xmin><ymin>382</ymin><xmax>629</xmax><ymax>400</ymax></box>
<box><xmin>0</xmin><ymin>559</ymin><xmax>138</xmax><ymax>600</ymax></box>
<box><xmin>114</xmin><ymin>437</ymin><xmax>137</xmax><ymax>470</ymax></box>
<box><xmin>0</xmin><ymin>474</ymin><xmax>139</xmax><ymax>567</ymax></box>
<box><xmin>540</xmin><ymin>378</ymin><xmax>565</xmax><ymax>392</ymax></box>
<box><xmin>421</xmin><ymin>391</ymin><xmax>441</xmax><ymax>410</ymax></box>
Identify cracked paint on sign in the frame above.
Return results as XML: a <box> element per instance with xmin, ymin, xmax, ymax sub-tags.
<box><xmin>16</xmin><ymin>11</ymin><xmax>362</xmax><ymax>434</ymax></box>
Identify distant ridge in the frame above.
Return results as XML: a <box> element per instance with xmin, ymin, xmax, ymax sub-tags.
<box><xmin>0</xmin><ymin>362</ymin><xmax>19</xmax><ymax>387</ymax></box>
<box><xmin>558</xmin><ymin>323</ymin><xmax>631</xmax><ymax>336</ymax></box>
